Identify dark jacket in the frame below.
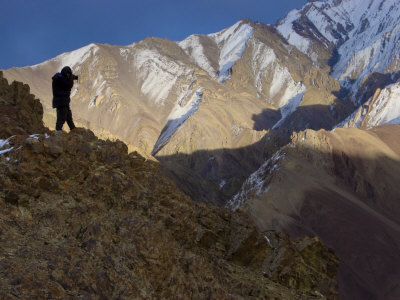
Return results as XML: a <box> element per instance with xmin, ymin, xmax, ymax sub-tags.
<box><xmin>52</xmin><ymin>73</ymin><xmax>74</xmax><ymax>108</ymax></box>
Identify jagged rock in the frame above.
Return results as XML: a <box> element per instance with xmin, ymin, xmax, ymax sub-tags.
<box><xmin>0</xmin><ymin>128</ymin><xmax>339</xmax><ymax>299</ymax></box>
<box><xmin>0</xmin><ymin>71</ymin><xmax>47</xmax><ymax>138</ymax></box>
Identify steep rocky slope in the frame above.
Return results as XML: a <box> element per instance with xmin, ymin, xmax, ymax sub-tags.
<box><xmin>230</xmin><ymin>125</ymin><xmax>400</xmax><ymax>300</ymax></box>
<box><xmin>0</xmin><ymin>69</ymin><xmax>340</xmax><ymax>298</ymax></box>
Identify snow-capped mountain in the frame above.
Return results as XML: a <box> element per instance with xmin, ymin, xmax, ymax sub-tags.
<box><xmin>179</xmin><ymin>20</ymin><xmax>254</xmax><ymax>82</ymax></box>
<box><xmin>2</xmin><ymin>18</ymin><xmax>342</xmax><ymax>204</ymax></box>
<box><xmin>3</xmin><ymin>0</ymin><xmax>399</xmax><ymax>205</ymax></box>
<box><xmin>2</xmin><ymin>0</ymin><xmax>400</xmax><ymax>299</ymax></box>
<box><xmin>277</xmin><ymin>0</ymin><xmax>400</xmax><ymax>103</ymax></box>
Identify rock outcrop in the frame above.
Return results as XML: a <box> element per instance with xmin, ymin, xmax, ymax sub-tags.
<box><xmin>0</xmin><ymin>71</ymin><xmax>47</xmax><ymax>138</ymax></box>
<box><xmin>0</xmin><ymin>73</ymin><xmax>339</xmax><ymax>298</ymax></box>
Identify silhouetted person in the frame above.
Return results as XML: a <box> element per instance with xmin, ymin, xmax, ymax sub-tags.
<box><xmin>52</xmin><ymin>66</ymin><xmax>78</xmax><ymax>131</ymax></box>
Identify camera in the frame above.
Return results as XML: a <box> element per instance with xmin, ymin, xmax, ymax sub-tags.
<box><xmin>72</xmin><ymin>75</ymin><xmax>79</xmax><ymax>80</ymax></box>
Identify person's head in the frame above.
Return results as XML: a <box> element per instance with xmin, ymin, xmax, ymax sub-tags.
<box><xmin>61</xmin><ymin>66</ymin><xmax>72</xmax><ymax>78</ymax></box>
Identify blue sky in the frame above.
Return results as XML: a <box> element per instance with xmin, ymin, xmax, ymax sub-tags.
<box><xmin>0</xmin><ymin>0</ymin><xmax>306</xmax><ymax>69</ymax></box>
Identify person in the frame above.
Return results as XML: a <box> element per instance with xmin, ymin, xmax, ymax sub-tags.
<box><xmin>52</xmin><ymin>66</ymin><xmax>78</xmax><ymax>131</ymax></box>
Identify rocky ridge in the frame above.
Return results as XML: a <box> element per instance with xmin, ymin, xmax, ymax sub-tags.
<box><xmin>0</xmin><ymin>70</ymin><xmax>339</xmax><ymax>297</ymax></box>
<box><xmin>0</xmin><ymin>71</ymin><xmax>47</xmax><ymax>137</ymax></box>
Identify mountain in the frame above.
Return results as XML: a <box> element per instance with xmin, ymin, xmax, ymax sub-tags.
<box><xmin>230</xmin><ymin>124</ymin><xmax>400</xmax><ymax>300</ymax></box>
<box><xmin>277</xmin><ymin>0</ymin><xmax>400</xmax><ymax>104</ymax></box>
<box><xmin>2</xmin><ymin>19</ymin><xmax>345</xmax><ymax>205</ymax></box>
<box><xmin>3</xmin><ymin>2</ymin><xmax>400</xmax><ymax>205</ymax></box>
<box><xmin>0</xmin><ymin>72</ymin><xmax>340</xmax><ymax>299</ymax></box>
<box><xmin>2</xmin><ymin>0</ymin><xmax>400</xmax><ymax>298</ymax></box>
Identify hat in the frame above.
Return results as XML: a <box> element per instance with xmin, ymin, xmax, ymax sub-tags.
<box><xmin>61</xmin><ymin>66</ymin><xmax>72</xmax><ymax>76</ymax></box>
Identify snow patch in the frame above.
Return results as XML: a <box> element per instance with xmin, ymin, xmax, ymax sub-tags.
<box><xmin>219</xmin><ymin>179</ymin><xmax>227</xmax><ymax>189</ymax></box>
<box><xmin>250</xmin><ymin>40</ymin><xmax>277</xmax><ymax>97</ymax></box>
<box><xmin>152</xmin><ymin>88</ymin><xmax>203</xmax><ymax>155</ymax></box>
<box><xmin>134</xmin><ymin>49</ymin><xmax>193</xmax><ymax>104</ymax></box>
<box><xmin>0</xmin><ymin>136</ymin><xmax>14</xmax><ymax>156</ymax></box>
<box><xmin>365</xmin><ymin>82</ymin><xmax>400</xmax><ymax>128</ymax></box>
<box><xmin>120</xmin><ymin>48</ymin><xmax>130</xmax><ymax>61</ymax></box>
<box><xmin>227</xmin><ymin>150</ymin><xmax>285</xmax><ymax>211</ymax></box>
<box><xmin>277</xmin><ymin>9</ymin><xmax>310</xmax><ymax>54</ymax></box>
<box><xmin>334</xmin><ymin>81</ymin><xmax>400</xmax><ymax>129</ymax></box>
<box><xmin>89</xmin><ymin>96</ymin><xmax>99</xmax><ymax>109</ymax></box>
<box><xmin>273</xmin><ymin>92</ymin><xmax>305</xmax><ymax>130</ymax></box>
<box><xmin>264</xmin><ymin>235</ymin><xmax>272</xmax><ymax>246</ymax></box>
<box><xmin>269</xmin><ymin>65</ymin><xmax>305</xmax><ymax>107</ymax></box>
<box><xmin>54</xmin><ymin>44</ymin><xmax>99</xmax><ymax>72</ymax></box>
<box><xmin>29</xmin><ymin>134</ymin><xmax>40</xmax><ymax>140</ymax></box>
<box><xmin>209</xmin><ymin>21</ymin><xmax>254</xmax><ymax>82</ymax></box>
<box><xmin>178</xmin><ymin>35</ymin><xmax>216</xmax><ymax>78</ymax></box>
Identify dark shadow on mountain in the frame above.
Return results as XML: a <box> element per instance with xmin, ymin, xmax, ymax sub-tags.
<box><xmin>332</xmin><ymin>81</ymin><xmax>354</xmax><ymax>100</ymax></box>
<box><xmin>328</xmin><ymin>47</ymin><xmax>341</xmax><ymax>70</ymax></box>
<box><xmin>251</xmin><ymin>108</ymin><xmax>281</xmax><ymax>131</ymax></box>
<box><xmin>285</xmin><ymin>185</ymin><xmax>400</xmax><ymax>300</ymax></box>
<box><xmin>156</xmin><ymin>124</ymin><xmax>400</xmax><ymax>300</ymax></box>
<box><xmin>157</xmin><ymin>134</ymin><xmax>277</xmax><ymax>206</ymax></box>
<box><xmin>158</xmin><ymin>102</ymin><xmax>357</xmax><ymax>207</ymax></box>
<box><xmin>356</xmin><ymin>71</ymin><xmax>400</xmax><ymax>104</ymax></box>
<box><xmin>252</xmin><ymin>100</ymin><xmax>355</xmax><ymax>134</ymax></box>
<box><xmin>330</xmin><ymin>71</ymin><xmax>400</xmax><ymax>106</ymax></box>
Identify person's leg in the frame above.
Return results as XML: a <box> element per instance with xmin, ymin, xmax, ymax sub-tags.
<box><xmin>66</xmin><ymin>106</ymin><xmax>76</xmax><ymax>130</ymax></box>
<box><xmin>56</xmin><ymin>106</ymin><xmax>68</xmax><ymax>130</ymax></box>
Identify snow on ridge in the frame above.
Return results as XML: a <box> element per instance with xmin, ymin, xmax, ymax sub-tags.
<box><xmin>152</xmin><ymin>88</ymin><xmax>203</xmax><ymax>155</ymax></box>
<box><xmin>227</xmin><ymin>150</ymin><xmax>285</xmax><ymax>211</ymax></box>
<box><xmin>273</xmin><ymin>92</ymin><xmax>305</xmax><ymax>130</ymax></box>
<box><xmin>54</xmin><ymin>43</ymin><xmax>99</xmax><ymax>72</ymax></box>
<box><xmin>28</xmin><ymin>43</ymin><xmax>98</xmax><ymax>70</ymax></box>
<box><xmin>365</xmin><ymin>82</ymin><xmax>400</xmax><ymax>128</ymax></box>
<box><xmin>250</xmin><ymin>40</ymin><xmax>277</xmax><ymax>97</ymax></box>
<box><xmin>332</xmin><ymin>8</ymin><xmax>400</xmax><ymax>90</ymax></box>
<box><xmin>277</xmin><ymin>0</ymin><xmax>400</xmax><ymax>103</ymax></box>
<box><xmin>276</xmin><ymin>0</ymin><xmax>371</xmax><ymax>52</ymax></box>
<box><xmin>208</xmin><ymin>20</ymin><xmax>243</xmax><ymax>43</ymax></box>
<box><xmin>276</xmin><ymin>9</ymin><xmax>310</xmax><ymax>54</ymax></box>
<box><xmin>215</xmin><ymin>22</ymin><xmax>254</xmax><ymax>82</ymax></box>
<box><xmin>134</xmin><ymin>48</ymin><xmax>193</xmax><ymax>104</ymax></box>
<box><xmin>120</xmin><ymin>48</ymin><xmax>130</xmax><ymax>61</ymax></box>
<box><xmin>333</xmin><ymin>81</ymin><xmax>400</xmax><ymax>129</ymax></box>
<box><xmin>178</xmin><ymin>20</ymin><xmax>254</xmax><ymax>82</ymax></box>
<box><xmin>178</xmin><ymin>35</ymin><xmax>216</xmax><ymax>78</ymax></box>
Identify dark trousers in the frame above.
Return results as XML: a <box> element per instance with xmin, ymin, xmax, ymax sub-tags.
<box><xmin>56</xmin><ymin>105</ymin><xmax>76</xmax><ymax>131</ymax></box>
